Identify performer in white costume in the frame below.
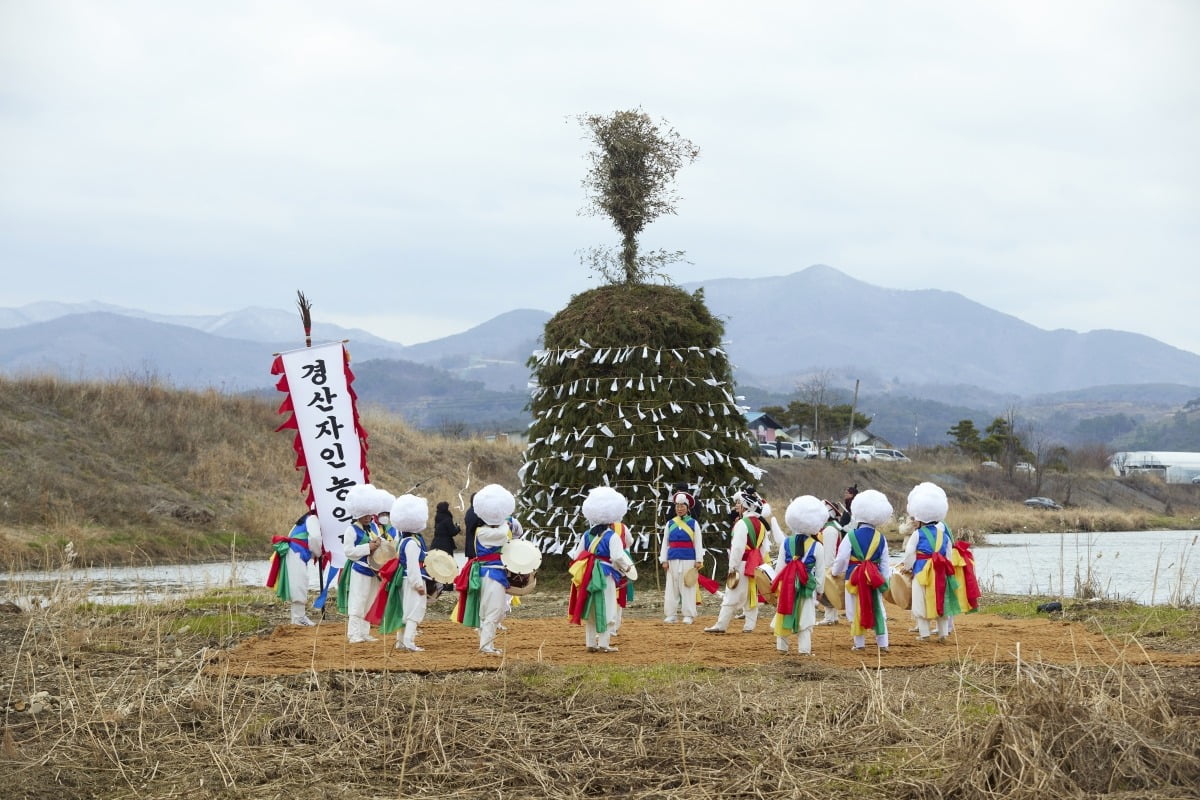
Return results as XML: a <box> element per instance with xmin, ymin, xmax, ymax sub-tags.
<box><xmin>817</xmin><ymin>501</ymin><xmax>845</xmax><ymax>625</ymax></box>
<box><xmin>659</xmin><ymin>490</ymin><xmax>703</xmax><ymax>624</ymax></box>
<box><xmin>452</xmin><ymin>484</ymin><xmax>516</xmax><ymax>655</ymax></box>
<box><xmin>567</xmin><ymin>487</ymin><xmax>637</xmax><ymax>653</ymax></box>
<box><xmin>266</xmin><ymin>506</ymin><xmax>323</xmax><ymax>626</ymax></box>
<box><xmin>338</xmin><ymin>484</ymin><xmax>384</xmax><ymax>644</ymax></box>
<box><xmin>705</xmin><ymin>487</ymin><xmax>769</xmax><ymax>634</ymax></box>
<box><xmin>902</xmin><ymin>482</ymin><xmax>969</xmax><ymax>642</ymax></box>
<box><xmin>391</xmin><ymin>494</ymin><xmax>432</xmax><ymax>652</ymax></box>
<box><xmin>830</xmin><ymin>489</ymin><xmax>893</xmax><ymax>653</ymax></box>
<box><xmin>771</xmin><ymin>496</ymin><xmax>827</xmax><ymax>655</ymax></box>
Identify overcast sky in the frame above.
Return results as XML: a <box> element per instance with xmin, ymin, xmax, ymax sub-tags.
<box><xmin>2</xmin><ymin>2</ymin><xmax>1197</xmax><ymax>355</ymax></box>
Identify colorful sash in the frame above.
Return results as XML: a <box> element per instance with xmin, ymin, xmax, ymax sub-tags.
<box><xmin>846</xmin><ymin>527</ymin><xmax>887</xmax><ymax>635</ymax></box>
<box><xmin>666</xmin><ymin>516</ymin><xmax>698</xmax><ymax>561</ymax></box>
<box><xmin>453</xmin><ymin>552</ymin><xmax>501</xmax><ymax>629</ymax></box>
<box><xmin>265</xmin><ymin>534</ymin><xmax>309</xmax><ymax>601</ymax></box>
<box><xmin>913</xmin><ymin>524</ymin><xmax>959</xmax><ymax>618</ymax></box>
<box><xmin>950</xmin><ymin>535</ymin><xmax>981</xmax><ymax>612</ymax></box>
<box><xmin>772</xmin><ymin>535</ymin><xmax>819</xmax><ymax>635</ymax></box>
<box><xmin>613</xmin><ymin>521</ymin><xmax>635</xmax><ymax>607</ymax></box>
<box><xmin>567</xmin><ymin>527</ymin><xmax>613</xmax><ymax>632</ymax></box>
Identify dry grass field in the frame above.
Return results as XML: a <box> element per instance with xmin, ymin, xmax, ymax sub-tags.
<box><xmin>3</xmin><ymin>375</ymin><xmax>1200</xmax><ymax>797</ymax></box>
<box><xmin>1</xmin><ymin>584</ymin><xmax>1198</xmax><ymax>800</ymax></box>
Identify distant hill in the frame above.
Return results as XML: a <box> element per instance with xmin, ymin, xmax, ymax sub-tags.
<box><xmin>682</xmin><ymin>265</ymin><xmax>1200</xmax><ymax>396</ymax></box>
<box><xmin>4</xmin><ymin>266</ymin><xmax>1199</xmax><ymax>443</ymax></box>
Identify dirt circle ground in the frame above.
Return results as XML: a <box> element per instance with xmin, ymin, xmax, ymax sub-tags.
<box><xmin>210</xmin><ymin>592</ymin><xmax>1200</xmax><ymax>676</ymax></box>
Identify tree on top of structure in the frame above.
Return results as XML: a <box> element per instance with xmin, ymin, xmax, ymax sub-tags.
<box><xmin>518</xmin><ymin>112</ymin><xmax>758</xmax><ymax>566</ymax></box>
<box><xmin>577</xmin><ymin>109</ymin><xmax>700</xmax><ymax>285</ymax></box>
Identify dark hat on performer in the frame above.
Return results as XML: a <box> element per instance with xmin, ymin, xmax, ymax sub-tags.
<box><xmin>436</xmin><ymin>500</ymin><xmax>450</xmax><ymax>513</ymax></box>
<box><xmin>845</xmin><ymin>483</ymin><xmax>859</xmax><ymax>496</ymax></box>
<box><xmin>672</xmin><ymin>490</ymin><xmax>696</xmax><ymax>510</ymax></box>
<box><xmin>732</xmin><ymin>487</ymin><xmax>764</xmax><ymax>514</ymax></box>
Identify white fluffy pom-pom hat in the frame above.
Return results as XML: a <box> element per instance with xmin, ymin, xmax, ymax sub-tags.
<box><xmin>473</xmin><ymin>484</ymin><xmax>516</xmax><ymax>526</ymax></box>
<box><xmin>785</xmin><ymin>495</ymin><xmax>829</xmax><ymax>536</ymax></box>
<box><xmin>345</xmin><ymin>484</ymin><xmax>377</xmax><ymax>520</ymax></box>
<box><xmin>850</xmin><ymin>489</ymin><xmax>893</xmax><ymax>528</ymax></box>
<box><xmin>582</xmin><ymin>486</ymin><xmax>628</xmax><ymax>526</ymax></box>
<box><xmin>389</xmin><ymin>494</ymin><xmax>429</xmax><ymax>533</ymax></box>
<box><xmin>907</xmin><ymin>482</ymin><xmax>948</xmax><ymax>524</ymax></box>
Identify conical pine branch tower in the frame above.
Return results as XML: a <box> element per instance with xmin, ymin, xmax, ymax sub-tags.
<box><xmin>517</xmin><ymin>283</ymin><xmax>760</xmax><ymax>560</ymax></box>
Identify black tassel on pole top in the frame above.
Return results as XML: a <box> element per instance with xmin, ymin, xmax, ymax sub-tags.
<box><xmin>296</xmin><ymin>290</ymin><xmax>313</xmax><ymax>348</ymax></box>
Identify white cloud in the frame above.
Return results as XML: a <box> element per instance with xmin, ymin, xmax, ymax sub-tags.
<box><xmin>2</xmin><ymin>1</ymin><xmax>1198</xmax><ymax>355</ymax></box>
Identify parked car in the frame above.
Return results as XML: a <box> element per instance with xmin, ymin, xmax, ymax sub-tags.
<box><xmin>776</xmin><ymin>441</ymin><xmax>802</xmax><ymax>459</ymax></box>
<box><xmin>850</xmin><ymin>446</ymin><xmax>874</xmax><ymax>463</ymax></box>
<box><xmin>1193</xmin><ymin>475</ymin><xmax>1200</xmax><ymax>485</ymax></box>
<box><xmin>1015</xmin><ymin>462</ymin><xmax>1037</xmax><ymax>474</ymax></box>
<box><xmin>794</xmin><ymin>440</ymin><xmax>819</xmax><ymax>459</ymax></box>
<box><xmin>1024</xmin><ymin>496</ymin><xmax>1062</xmax><ymax>510</ymax></box>
<box><xmin>757</xmin><ymin>442</ymin><xmax>779</xmax><ymax>458</ymax></box>
<box><xmin>980</xmin><ymin>461</ymin><xmax>1001</xmax><ymax>469</ymax></box>
<box><xmin>872</xmin><ymin>448</ymin><xmax>910</xmax><ymax>463</ymax></box>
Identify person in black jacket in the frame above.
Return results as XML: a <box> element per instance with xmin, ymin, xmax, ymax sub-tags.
<box><xmin>431</xmin><ymin>501</ymin><xmax>460</xmax><ymax>556</ymax></box>
<box><xmin>838</xmin><ymin>484</ymin><xmax>859</xmax><ymax>528</ymax></box>
<box><xmin>463</xmin><ymin>492</ymin><xmax>482</xmax><ymax>559</ymax></box>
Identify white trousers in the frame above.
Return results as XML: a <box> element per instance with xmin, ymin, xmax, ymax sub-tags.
<box><xmin>715</xmin><ymin>574</ymin><xmax>759</xmax><ymax>631</ymax></box>
<box><xmin>396</xmin><ymin>579</ymin><xmax>429</xmax><ymax>647</ymax></box>
<box><xmin>844</xmin><ymin>588</ymin><xmax>889</xmax><ymax>649</ymax></box>
<box><xmin>584</xmin><ymin>579</ymin><xmax>618</xmax><ymax>648</ymax></box>
<box><xmin>285</xmin><ymin>550</ymin><xmax>313</xmax><ymax>624</ymax></box>
<box><xmin>911</xmin><ymin>576</ymin><xmax>950</xmax><ymax>639</ymax></box>
<box><xmin>478</xmin><ymin>577</ymin><xmax>507</xmax><ymax>651</ymax></box>
<box><xmin>663</xmin><ymin>560</ymin><xmax>698</xmax><ymax>620</ymax></box>
<box><xmin>774</xmin><ymin>596</ymin><xmax>818</xmax><ymax>654</ymax></box>
<box><xmin>346</xmin><ymin>570</ymin><xmax>380</xmax><ymax>642</ymax></box>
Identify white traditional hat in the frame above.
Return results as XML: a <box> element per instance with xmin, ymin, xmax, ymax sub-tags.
<box><xmin>582</xmin><ymin>487</ymin><xmax>628</xmax><ymax>526</ymax></box>
<box><xmin>785</xmin><ymin>495</ymin><xmax>828</xmax><ymax>535</ymax></box>
<box><xmin>907</xmin><ymin>482</ymin><xmax>948</xmax><ymax>524</ymax></box>
<box><xmin>672</xmin><ymin>490</ymin><xmax>696</xmax><ymax>509</ymax></box>
<box><xmin>474</xmin><ymin>484</ymin><xmax>516</xmax><ymax>526</ymax></box>
<box><xmin>851</xmin><ymin>489</ymin><xmax>893</xmax><ymax>527</ymax></box>
<box><xmin>374</xmin><ymin>489</ymin><xmax>396</xmax><ymax>515</ymax></box>
<box><xmin>345</xmin><ymin>484</ymin><xmax>377</xmax><ymax>519</ymax></box>
<box><xmin>732</xmin><ymin>487</ymin><xmax>764</xmax><ymax>514</ymax></box>
<box><xmin>389</xmin><ymin>494</ymin><xmax>428</xmax><ymax>533</ymax></box>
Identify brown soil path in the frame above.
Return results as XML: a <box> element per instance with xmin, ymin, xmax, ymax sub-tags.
<box><xmin>210</xmin><ymin>599</ymin><xmax>1200</xmax><ymax>676</ymax></box>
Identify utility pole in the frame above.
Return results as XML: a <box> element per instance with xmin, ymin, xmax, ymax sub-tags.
<box><xmin>846</xmin><ymin>379</ymin><xmax>859</xmax><ymax>458</ymax></box>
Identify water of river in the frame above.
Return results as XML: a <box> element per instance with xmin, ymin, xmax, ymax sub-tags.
<box><xmin>2</xmin><ymin>530</ymin><xmax>1198</xmax><ymax>606</ymax></box>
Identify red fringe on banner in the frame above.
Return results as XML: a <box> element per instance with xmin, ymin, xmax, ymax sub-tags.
<box><xmin>273</xmin><ymin>345</ymin><xmax>370</xmax><ymax>505</ymax></box>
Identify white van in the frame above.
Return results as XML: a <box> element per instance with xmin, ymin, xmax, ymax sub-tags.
<box><xmin>872</xmin><ymin>448</ymin><xmax>910</xmax><ymax>463</ymax></box>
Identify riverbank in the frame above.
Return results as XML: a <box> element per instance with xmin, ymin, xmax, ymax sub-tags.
<box><xmin>2</xmin><ymin>586</ymin><xmax>1198</xmax><ymax>799</ymax></box>
<box><xmin>3</xmin><ymin>375</ymin><xmax>1199</xmax><ymax>570</ymax></box>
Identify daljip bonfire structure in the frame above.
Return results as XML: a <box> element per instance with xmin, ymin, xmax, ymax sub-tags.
<box><xmin>517</xmin><ymin>283</ymin><xmax>760</xmax><ymax>561</ymax></box>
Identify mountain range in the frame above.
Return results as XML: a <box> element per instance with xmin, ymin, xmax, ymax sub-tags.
<box><xmin>3</xmin><ymin>266</ymin><xmax>1198</xmax><ymax>444</ymax></box>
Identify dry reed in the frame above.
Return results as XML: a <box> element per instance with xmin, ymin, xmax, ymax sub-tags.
<box><xmin>2</xmin><ymin>593</ymin><xmax>1198</xmax><ymax>800</ymax></box>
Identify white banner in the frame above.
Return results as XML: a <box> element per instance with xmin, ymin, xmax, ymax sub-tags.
<box><xmin>277</xmin><ymin>341</ymin><xmax>366</xmax><ymax>568</ymax></box>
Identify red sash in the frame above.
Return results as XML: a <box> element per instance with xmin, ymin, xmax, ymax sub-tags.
<box><xmin>453</xmin><ymin>553</ymin><xmax>500</xmax><ymax>624</ymax></box>
<box><xmin>928</xmin><ymin>552</ymin><xmax>956</xmax><ymax>616</ymax></box>
<box><xmin>952</xmin><ymin>540</ymin><xmax>982</xmax><ymax>609</ymax></box>
<box><xmin>364</xmin><ymin>558</ymin><xmax>401</xmax><ymax>624</ymax></box>
<box><xmin>741</xmin><ymin>517</ymin><xmax>766</xmax><ymax>576</ymax></box>
<box><xmin>848</xmin><ymin>558</ymin><xmax>886</xmax><ymax>629</ymax></box>
<box><xmin>265</xmin><ymin>535</ymin><xmax>308</xmax><ymax>587</ymax></box>
<box><xmin>567</xmin><ymin>552</ymin><xmax>610</xmax><ymax>624</ymax></box>
<box><xmin>771</xmin><ymin>559</ymin><xmax>810</xmax><ymax>616</ymax></box>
